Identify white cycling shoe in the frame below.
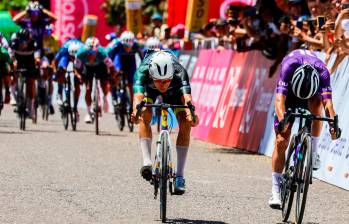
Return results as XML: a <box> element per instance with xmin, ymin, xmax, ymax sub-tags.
<box><xmin>84</xmin><ymin>113</ymin><xmax>93</xmax><ymax>124</ymax></box>
<box><xmin>269</xmin><ymin>191</ymin><xmax>281</xmax><ymax>209</ymax></box>
<box><xmin>312</xmin><ymin>153</ymin><xmax>321</xmax><ymax>170</ymax></box>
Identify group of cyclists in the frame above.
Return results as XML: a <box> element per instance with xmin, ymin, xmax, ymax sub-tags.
<box><xmin>0</xmin><ymin>1</ymin><xmax>343</xmax><ymax>216</ymax></box>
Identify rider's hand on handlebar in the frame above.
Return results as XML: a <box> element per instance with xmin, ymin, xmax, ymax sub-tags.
<box><xmin>277</xmin><ymin>119</ymin><xmax>289</xmax><ymax>133</ymax></box>
<box><xmin>329</xmin><ymin>125</ymin><xmax>341</xmax><ymax>140</ymax></box>
<box><xmin>185</xmin><ymin>109</ymin><xmax>199</xmax><ymax>127</ymax></box>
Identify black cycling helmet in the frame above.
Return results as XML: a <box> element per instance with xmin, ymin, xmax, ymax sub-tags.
<box><xmin>27</xmin><ymin>1</ymin><xmax>42</xmax><ymax>15</ymax></box>
<box><xmin>291</xmin><ymin>64</ymin><xmax>320</xmax><ymax>99</ymax></box>
<box><xmin>18</xmin><ymin>29</ymin><xmax>31</xmax><ymax>40</ymax></box>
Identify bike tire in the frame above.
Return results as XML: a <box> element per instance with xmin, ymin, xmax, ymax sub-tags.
<box><xmin>94</xmin><ymin>80</ymin><xmax>99</xmax><ymax>135</ymax></box>
<box><xmin>62</xmin><ymin>108</ymin><xmax>69</xmax><ymax>130</ymax></box>
<box><xmin>281</xmin><ymin>135</ymin><xmax>297</xmax><ymax>222</ymax></box>
<box><xmin>125</xmin><ymin>86</ymin><xmax>134</xmax><ymax>133</ymax></box>
<box><xmin>71</xmin><ymin>110</ymin><xmax>77</xmax><ymax>131</ymax></box>
<box><xmin>127</xmin><ymin>113</ymin><xmax>134</xmax><ymax>132</ymax></box>
<box><xmin>157</xmin><ymin>114</ymin><xmax>161</xmax><ymax>133</ymax></box>
<box><xmin>160</xmin><ymin>134</ymin><xmax>169</xmax><ymax>223</ymax></box>
<box><xmin>295</xmin><ymin>135</ymin><xmax>312</xmax><ymax>224</ymax></box>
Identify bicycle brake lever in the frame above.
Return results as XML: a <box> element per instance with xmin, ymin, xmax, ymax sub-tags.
<box><xmin>136</xmin><ymin>101</ymin><xmax>145</xmax><ymax>118</ymax></box>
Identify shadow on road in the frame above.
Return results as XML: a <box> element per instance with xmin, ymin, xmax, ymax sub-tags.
<box><xmin>0</xmin><ymin>130</ymin><xmax>26</xmax><ymax>135</ymax></box>
<box><xmin>210</xmin><ymin>147</ymin><xmax>258</xmax><ymax>156</ymax></box>
<box><xmin>276</xmin><ymin>222</ymin><xmax>319</xmax><ymax>224</ymax></box>
<box><xmin>166</xmin><ymin>219</ymin><xmax>227</xmax><ymax>224</ymax></box>
<box><xmin>27</xmin><ymin>129</ymin><xmax>58</xmax><ymax>133</ymax></box>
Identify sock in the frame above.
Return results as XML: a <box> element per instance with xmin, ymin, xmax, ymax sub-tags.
<box><xmin>272</xmin><ymin>172</ymin><xmax>282</xmax><ymax>194</ymax></box>
<box><xmin>176</xmin><ymin>146</ymin><xmax>189</xmax><ymax>177</ymax></box>
<box><xmin>140</xmin><ymin>138</ymin><xmax>152</xmax><ymax>166</ymax></box>
<box><xmin>311</xmin><ymin>136</ymin><xmax>320</xmax><ymax>156</ymax></box>
<box><xmin>86</xmin><ymin>106</ymin><xmax>91</xmax><ymax>114</ymax></box>
<box><xmin>11</xmin><ymin>85</ymin><xmax>16</xmax><ymax>99</ymax></box>
<box><xmin>58</xmin><ymin>84</ymin><xmax>63</xmax><ymax>96</ymax></box>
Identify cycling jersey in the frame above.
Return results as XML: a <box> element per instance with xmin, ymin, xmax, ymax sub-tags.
<box><xmin>276</xmin><ymin>49</ymin><xmax>332</xmax><ymax>101</ymax></box>
<box><xmin>75</xmin><ymin>46</ymin><xmax>113</xmax><ymax>69</ymax></box>
<box><xmin>55</xmin><ymin>39</ymin><xmax>84</xmax><ymax>69</ymax></box>
<box><xmin>107</xmin><ymin>41</ymin><xmax>144</xmax><ymax>83</ymax></box>
<box><xmin>0</xmin><ymin>37</ymin><xmax>9</xmax><ymax>49</ymax></box>
<box><xmin>133</xmin><ymin>50</ymin><xmax>191</xmax><ymax>96</ymax></box>
<box><xmin>10</xmin><ymin>33</ymin><xmax>40</xmax><ymax>78</ymax></box>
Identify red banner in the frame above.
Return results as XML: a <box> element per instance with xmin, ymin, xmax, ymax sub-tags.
<box><xmin>167</xmin><ymin>0</ymin><xmax>189</xmax><ymax>27</ymax></box>
<box><xmin>193</xmin><ymin>50</ymin><xmax>278</xmax><ymax>152</ymax></box>
<box><xmin>51</xmin><ymin>0</ymin><xmax>114</xmax><ymax>45</ymax></box>
<box><xmin>192</xmin><ymin>50</ymin><xmax>233</xmax><ymax>140</ymax></box>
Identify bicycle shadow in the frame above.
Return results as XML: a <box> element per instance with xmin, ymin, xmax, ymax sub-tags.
<box><xmin>210</xmin><ymin>147</ymin><xmax>257</xmax><ymax>155</ymax></box>
<box><xmin>165</xmin><ymin>218</ymin><xmax>227</xmax><ymax>224</ymax></box>
<box><xmin>0</xmin><ymin>130</ymin><xmax>26</xmax><ymax>135</ymax></box>
<box><xmin>277</xmin><ymin>222</ymin><xmax>319</xmax><ymax>224</ymax></box>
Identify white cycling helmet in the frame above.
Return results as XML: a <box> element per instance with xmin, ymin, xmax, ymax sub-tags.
<box><xmin>68</xmin><ymin>42</ymin><xmax>80</xmax><ymax>56</ymax></box>
<box><xmin>291</xmin><ymin>64</ymin><xmax>320</xmax><ymax>99</ymax></box>
<box><xmin>85</xmin><ymin>37</ymin><xmax>100</xmax><ymax>52</ymax></box>
<box><xmin>120</xmin><ymin>31</ymin><xmax>135</xmax><ymax>48</ymax></box>
<box><xmin>146</xmin><ymin>37</ymin><xmax>161</xmax><ymax>50</ymax></box>
<box><xmin>149</xmin><ymin>51</ymin><xmax>174</xmax><ymax>80</ymax></box>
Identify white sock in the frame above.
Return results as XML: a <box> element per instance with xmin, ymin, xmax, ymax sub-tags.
<box><xmin>10</xmin><ymin>85</ymin><xmax>16</xmax><ymax>99</ymax></box>
<box><xmin>86</xmin><ymin>106</ymin><xmax>91</xmax><ymax>114</ymax></box>
<box><xmin>140</xmin><ymin>138</ymin><xmax>152</xmax><ymax>166</ymax></box>
<box><xmin>311</xmin><ymin>136</ymin><xmax>320</xmax><ymax>156</ymax></box>
<box><xmin>176</xmin><ymin>146</ymin><xmax>189</xmax><ymax>177</ymax></box>
<box><xmin>272</xmin><ymin>172</ymin><xmax>282</xmax><ymax>194</ymax></box>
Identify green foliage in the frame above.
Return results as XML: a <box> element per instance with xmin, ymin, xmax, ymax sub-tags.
<box><xmin>0</xmin><ymin>0</ymin><xmax>29</xmax><ymax>11</ymax></box>
<box><xmin>102</xmin><ymin>0</ymin><xmax>165</xmax><ymax>26</ymax></box>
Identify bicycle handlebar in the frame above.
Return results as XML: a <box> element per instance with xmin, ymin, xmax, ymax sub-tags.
<box><xmin>283</xmin><ymin>108</ymin><xmax>340</xmax><ymax>138</ymax></box>
<box><xmin>136</xmin><ymin>101</ymin><xmax>197</xmax><ymax>123</ymax></box>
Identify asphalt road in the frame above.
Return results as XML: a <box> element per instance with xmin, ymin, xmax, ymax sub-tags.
<box><xmin>0</xmin><ymin>105</ymin><xmax>348</xmax><ymax>224</ymax></box>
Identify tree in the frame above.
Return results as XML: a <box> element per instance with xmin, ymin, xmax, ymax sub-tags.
<box><xmin>0</xmin><ymin>0</ymin><xmax>28</xmax><ymax>11</ymax></box>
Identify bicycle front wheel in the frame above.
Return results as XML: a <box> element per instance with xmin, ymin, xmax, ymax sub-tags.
<box><xmin>295</xmin><ymin>135</ymin><xmax>312</xmax><ymax>224</ymax></box>
<box><xmin>160</xmin><ymin>133</ymin><xmax>169</xmax><ymax>223</ymax></box>
<box><xmin>281</xmin><ymin>135</ymin><xmax>297</xmax><ymax>222</ymax></box>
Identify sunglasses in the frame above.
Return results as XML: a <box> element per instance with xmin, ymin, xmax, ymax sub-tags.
<box><xmin>153</xmin><ymin>79</ymin><xmax>172</xmax><ymax>85</ymax></box>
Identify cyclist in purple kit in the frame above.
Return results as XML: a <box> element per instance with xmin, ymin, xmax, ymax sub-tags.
<box><xmin>268</xmin><ymin>49</ymin><xmax>341</xmax><ymax>209</ymax></box>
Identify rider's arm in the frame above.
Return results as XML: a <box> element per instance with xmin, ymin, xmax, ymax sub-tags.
<box><xmin>323</xmin><ymin>99</ymin><xmax>336</xmax><ymax>118</ymax></box>
<box><xmin>275</xmin><ymin>93</ymin><xmax>287</xmax><ymax>121</ymax></box>
<box><xmin>42</xmin><ymin>9</ymin><xmax>57</xmax><ymax>22</ymax></box>
<box><xmin>13</xmin><ymin>11</ymin><xmax>27</xmax><ymax>23</ymax></box>
<box><xmin>133</xmin><ymin>63</ymin><xmax>148</xmax><ymax>108</ymax></box>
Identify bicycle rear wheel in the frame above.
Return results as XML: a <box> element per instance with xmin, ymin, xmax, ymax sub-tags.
<box><xmin>94</xmin><ymin>79</ymin><xmax>99</xmax><ymax>135</ymax></box>
<box><xmin>160</xmin><ymin>134</ymin><xmax>169</xmax><ymax>223</ymax></box>
<box><xmin>71</xmin><ymin>109</ymin><xmax>77</xmax><ymax>131</ymax></box>
<box><xmin>281</xmin><ymin>135</ymin><xmax>297</xmax><ymax>222</ymax></box>
<box><xmin>295</xmin><ymin>135</ymin><xmax>312</xmax><ymax>224</ymax></box>
<box><xmin>125</xmin><ymin>86</ymin><xmax>134</xmax><ymax>132</ymax></box>
<box><xmin>62</xmin><ymin>105</ymin><xmax>69</xmax><ymax>130</ymax></box>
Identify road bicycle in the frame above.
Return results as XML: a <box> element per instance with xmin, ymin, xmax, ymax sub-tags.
<box><xmin>113</xmin><ymin>76</ymin><xmax>133</xmax><ymax>132</ymax></box>
<box><xmin>91</xmin><ymin>73</ymin><xmax>101</xmax><ymax>135</ymax></box>
<box><xmin>280</xmin><ymin>108</ymin><xmax>340</xmax><ymax>224</ymax></box>
<box><xmin>15</xmin><ymin>69</ymin><xmax>29</xmax><ymax>130</ymax></box>
<box><xmin>61</xmin><ymin>65</ymin><xmax>77</xmax><ymax>131</ymax></box>
<box><xmin>136</xmin><ymin>101</ymin><xmax>196</xmax><ymax>223</ymax></box>
<box><xmin>37</xmin><ymin>75</ymin><xmax>52</xmax><ymax>121</ymax></box>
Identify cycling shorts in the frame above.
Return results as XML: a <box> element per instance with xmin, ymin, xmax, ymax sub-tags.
<box><xmin>144</xmin><ymin>87</ymin><xmax>185</xmax><ymax>114</ymax></box>
<box><xmin>82</xmin><ymin>63</ymin><xmax>109</xmax><ymax>82</ymax></box>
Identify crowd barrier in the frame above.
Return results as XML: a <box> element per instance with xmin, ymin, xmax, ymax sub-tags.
<box><xmin>259</xmin><ymin>52</ymin><xmax>349</xmax><ymax>190</ymax></box>
<box><xmin>189</xmin><ymin>49</ymin><xmax>278</xmax><ymax>152</ymax></box>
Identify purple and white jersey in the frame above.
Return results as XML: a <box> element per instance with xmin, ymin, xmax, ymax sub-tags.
<box><xmin>276</xmin><ymin>49</ymin><xmax>332</xmax><ymax>100</ymax></box>
<box><xmin>19</xmin><ymin>18</ymin><xmax>52</xmax><ymax>51</ymax></box>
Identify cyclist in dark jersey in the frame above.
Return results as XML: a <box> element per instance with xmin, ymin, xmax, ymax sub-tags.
<box><xmin>269</xmin><ymin>49</ymin><xmax>341</xmax><ymax>209</ymax></box>
<box><xmin>11</xmin><ymin>28</ymin><xmax>41</xmax><ymax>120</ymax></box>
<box><xmin>132</xmin><ymin>50</ymin><xmax>198</xmax><ymax>195</ymax></box>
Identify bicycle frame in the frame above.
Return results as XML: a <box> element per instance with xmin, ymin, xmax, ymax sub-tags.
<box><xmin>154</xmin><ymin>109</ymin><xmax>175</xmax><ymax>179</ymax></box>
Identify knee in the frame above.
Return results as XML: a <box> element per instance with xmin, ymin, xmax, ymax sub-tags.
<box><xmin>275</xmin><ymin>134</ymin><xmax>290</xmax><ymax>151</ymax></box>
<box><xmin>141</xmin><ymin>110</ymin><xmax>152</xmax><ymax>125</ymax></box>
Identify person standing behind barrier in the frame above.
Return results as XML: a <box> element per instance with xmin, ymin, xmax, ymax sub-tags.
<box><xmin>268</xmin><ymin>49</ymin><xmax>341</xmax><ymax>209</ymax></box>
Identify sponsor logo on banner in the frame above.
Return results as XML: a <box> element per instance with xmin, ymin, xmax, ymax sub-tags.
<box><xmin>186</xmin><ymin>0</ymin><xmax>209</xmax><ymax>32</ymax></box>
<box><xmin>52</xmin><ymin>0</ymin><xmax>88</xmax><ymax>41</ymax></box>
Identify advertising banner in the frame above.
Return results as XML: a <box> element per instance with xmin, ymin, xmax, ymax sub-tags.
<box><xmin>51</xmin><ymin>0</ymin><xmax>114</xmax><ymax>45</ymax></box>
<box><xmin>167</xmin><ymin>0</ymin><xmax>189</xmax><ymax>27</ymax></box>
<box><xmin>193</xmin><ymin>50</ymin><xmax>233</xmax><ymax>140</ymax></box>
<box><xmin>185</xmin><ymin>0</ymin><xmax>209</xmax><ymax>32</ymax></box>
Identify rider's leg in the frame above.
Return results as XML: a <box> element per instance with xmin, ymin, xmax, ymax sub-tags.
<box><xmin>139</xmin><ymin>108</ymin><xmax>153</xmax><ymax>166</ymax></box>
<box><xmin>3</xmin><ymin>75</ymin><xmax>11</xmax><ymax>104</ymax></box>
<box><xmin>139</xmin><ymin>107</ymin><xmax>153</xmax><ymax>181</ymax></box>
<box><xmin>100</xmin><ymin>79</ymin><xmax>110</xmax><ymax>113</ymax></box>
<box><xmin>308</xmin><ymin>96</ymin><xmax>323</xmax><ymax>169</ymax></box>
<box><xmin>73</xmin><ymin>76</ymin><xmax>81</xmax><ymax>110</ymax></box>
<box><xmin>26</xmin><ymin>78</ymin><xmax>36</xmax><ymax>118</ymax></box>
<box><xmin>176</xmin><ymin>111</ymin><xmax>191</xmax><ymax>177</ymax></box>
<box><xmin>270</xmin><ymin>118</ymin><xmax>292</xmax><ymax>207</ymax></box>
